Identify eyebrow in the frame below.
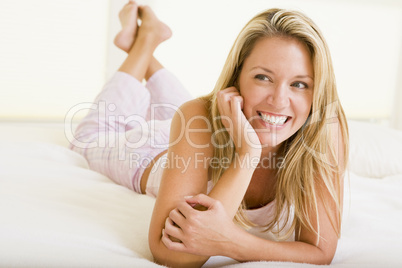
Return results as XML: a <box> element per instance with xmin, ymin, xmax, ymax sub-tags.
<box><xmin>250</xmin><ymin>66</ymin><xmax>313</xmax><ymax>81</ymax></box>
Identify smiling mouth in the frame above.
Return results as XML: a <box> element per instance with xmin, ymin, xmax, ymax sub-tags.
<box><xmin>257</xmin><ymin>111</ymin><xmax>290</xmax><ymax>126</ymax></box>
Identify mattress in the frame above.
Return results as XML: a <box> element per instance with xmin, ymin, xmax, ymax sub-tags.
<box><xmin>0</xmin><ymin>120</ymin><xmax>401</xmax><ymax>267</ymax></box>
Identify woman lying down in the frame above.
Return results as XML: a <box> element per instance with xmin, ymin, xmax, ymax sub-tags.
<box><xmin>70</xmin><ymin>1</ymin><xmax>349</xmax><ymax>267</ymax></box>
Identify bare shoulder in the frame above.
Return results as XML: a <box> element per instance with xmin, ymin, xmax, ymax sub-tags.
<box><xmin>170</xmin><ymin>98</ymin><xmax>213</xmax><ymax>148</ymax></box>
<box><xmin>176</xmin><ymin>98</ymin><xmax>210</xmax><ymax>119</ymax></box>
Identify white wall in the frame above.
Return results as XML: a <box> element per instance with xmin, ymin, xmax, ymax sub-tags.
<box><xmin>108</xmin><ymin>0</ymin><xmax>402</xmax><ymax>127</ymax></box>
<box><xmin>0</xmin><ymin>0</ymin><xmax>109</xmax><ymax>121</ymax></box>
<box><xmin>1</xmin><ymin>0</ymin><xmax>401</xmax><ymax>128</ymax></box>
<box><xmin>392</xmin><ymin>38</ymin><xmax>402</xmax><ymax>130</ymax></box>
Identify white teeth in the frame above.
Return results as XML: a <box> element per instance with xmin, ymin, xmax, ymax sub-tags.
<box><xmin>278</xmin><ymin>117</ymin><xmax>286</xmax><ymax>124</ymax></box>
<box><xmin>259</xmin><ymin>113</ymin><xmax>288</xmax><ymax>125</ymax></box>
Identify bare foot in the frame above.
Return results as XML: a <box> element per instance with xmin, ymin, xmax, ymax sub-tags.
<box><xmin>114</xmin><ymin>1</ymin><xmax>138</xmax><ymax>52</ymax></box>
<box><xmin>136</xmin><ymin>5</ymin><xmax>172</xmax><ymax>47</ymax></box>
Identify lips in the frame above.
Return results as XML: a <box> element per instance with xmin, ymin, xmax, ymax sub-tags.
<box><xmin>257</xmin><ymin>111</ymin><xmax>290</xmax><ymax>126</ymax></box>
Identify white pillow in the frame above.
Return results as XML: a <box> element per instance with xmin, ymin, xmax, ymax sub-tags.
<box><xmin>348</xmin><ymin>120</ymin><xmax>402</xmax><ymax>178</ymax></box>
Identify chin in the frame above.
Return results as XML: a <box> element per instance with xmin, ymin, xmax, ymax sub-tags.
<box><xmin>258</xmin><ymin>133</ymin><xmax>285</xmax><ymax>150</ymax></box>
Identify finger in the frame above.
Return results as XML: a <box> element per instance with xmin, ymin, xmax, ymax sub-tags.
<box><xmin>164</xmin><ymin>217</ymin><xmax>184</xmax><ymax>242</ymax></box>
<box><xmin>217</xmin><ymin>91</ymin><xmax>239</xmax><ymax>116</ymax></box>
<box><xmin>230</xmin><ymin>95</ymin><xmax>245</xmax><ymax>132</ymax></box>
<box><xmin>220</xmin><ymin>87</ymin><xmax>238</xmax><ymax>94</ymax></box>
<box><xmin>238</xmin><ymin>95</ymin><xmax>244</xmax><ymax>110</ymax></box>
<box><xmin>216</xmin><ymin>87</ymin><xmax>239</xmax><ymax>105</ymax></box>
<box><xmin>218</xmin><ymin>90</ymin><xmax>239</xmax><ymax>104</ymax></box>
<box><xmin>224</xmin><ymin>93</ymin><xmax>241</xmax><ymax>115</ymax></box>
<box><xmin>184</xmin><ymin>194</ymin><xmax>218</xmax><ymax>210</ymax></box>
<box><xmin>217</xmin><ymin>91</ymin><xmax>241</xmax><ymax>130</ymax></box>
<box><xmin>169</xmin><ymin>208</ymin><xmax>186</xmax><ymax>227</ymax></box>
<box><xmin>230</xmin><ymin>95</ymin><xmax>243</xmax><ymax>116</ymax></box>
<box><xmin>161</xmin><ymin>228</ymin><xmax>188</xmax><ymax>253</ymax></box>
<box><xmin>176</xmin><ymin>200</ymin><xmax>198</xmax><ymax>219</ymax></box>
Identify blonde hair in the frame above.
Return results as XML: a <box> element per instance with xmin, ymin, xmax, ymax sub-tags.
<box><xmin>199</xmin><ymin>8</ymin><xmax>349</xmax><ymax>241</ymax></box>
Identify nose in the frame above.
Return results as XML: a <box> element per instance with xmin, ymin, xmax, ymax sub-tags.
<box><xmin>266</xmin><ymin>83</ymin><xmax>290</xmax><ymax>109</ymax></box>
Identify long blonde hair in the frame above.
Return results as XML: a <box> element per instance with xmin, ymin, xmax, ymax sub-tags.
<box><xmin>199</xmin><ymin>8</ymin><xmax>349</xmax><ymax>241</ymax></box>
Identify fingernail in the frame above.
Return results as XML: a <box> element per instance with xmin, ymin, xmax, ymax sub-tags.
<box><xmin>184</xmin><ymin>195</ymin><xmax>193</xmax><ymax>199</ymax></box>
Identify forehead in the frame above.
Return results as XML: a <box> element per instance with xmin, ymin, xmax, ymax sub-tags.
<box><xmin>244</xmin><ymin>37</ymin><xmax>314</xmax><ymax>76</ymax></box>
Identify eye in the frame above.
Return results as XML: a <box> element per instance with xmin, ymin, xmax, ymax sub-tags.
<box><xmin>292</xmin><ymin>81</ymin><xmax>308</xmax><ymax>89</ymax></box>
<box><xmin>254</xmin><ymin>74</ymin><xmax>270</xmax><ymax>81</ymax></box>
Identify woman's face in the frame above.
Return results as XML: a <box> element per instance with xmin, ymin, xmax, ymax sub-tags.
<box><xmin>238</xmin><ymin>36</ymin><xmax>314</xmax><ymax>151</ymax></box>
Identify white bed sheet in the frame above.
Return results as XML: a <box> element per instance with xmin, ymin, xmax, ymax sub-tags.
<box><xmin>0</xmin><ymin>121</ymin><xmax>401</xmax><ymax>267</ymax></box>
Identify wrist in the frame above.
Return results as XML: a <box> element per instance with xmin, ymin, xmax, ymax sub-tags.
<box><xmin>223</xmin><ymin>224</ymin><xmax>248</xmax><ymax>260</ymax></box>
<box><xmin>233</xmin><ymin>152</ymin><xmax>261</xmax><ymax>170</ymax></box>
<box><xmin>236</xmin><ymin>144</ymin><xmax>261</xmax><ymax>159</ymax></box>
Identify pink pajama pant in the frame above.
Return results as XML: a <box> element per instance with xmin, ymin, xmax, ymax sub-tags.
<box><xmin>69</xmin><ymin>69</ymin><xmax>192</xmax><ymax>193</ymax></box>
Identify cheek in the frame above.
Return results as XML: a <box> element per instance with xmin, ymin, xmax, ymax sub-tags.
<box><xmin>296</xmin><ymin>96</ymin><xmax>312</xmax><ymax>121</ymax></box>
<box><xmin>241</xmin><ymin>91</ymin><xmax>260</xmax><ymax>118</ymax></box>
<box><xmin>242</xmin><ymin>101</ymin><xmax>253</xmax><ymax>119</ymax></box>
<box><xmin>287</xmin><ymin>90</ymin><xmax>309</xmax><ymax>118</ymax></box>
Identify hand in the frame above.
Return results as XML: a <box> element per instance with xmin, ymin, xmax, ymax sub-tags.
<box><xmin>161</xmin><ymin>194</ymin><xmax>237</xmax><ymax>256</ymax></box>
<box><xmin>216</xmin><ymin>87</ymin><xmax>261</xmax><ymax>157</ymax></box>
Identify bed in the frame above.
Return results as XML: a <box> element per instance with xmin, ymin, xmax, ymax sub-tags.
<box><xmin>1</xmin><ymin>120</ymin><xmax>401</xmax><ymax>267</ymax></box>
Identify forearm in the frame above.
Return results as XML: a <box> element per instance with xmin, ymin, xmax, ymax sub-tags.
<box><xmin>227</xmin><ymin>227</ymin><xmax>333</xmax><ymax>265</ymax></box>
<box><xmin>207</xmin><ymin>153</ymin><xmax>257</xmax><ymax>218</ymax></box>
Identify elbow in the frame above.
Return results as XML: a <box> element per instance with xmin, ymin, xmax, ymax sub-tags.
<box><xmin>149</xmin><ymin>238</ymin><xmax>206</xmax><ymax>268</ymax></box>
<box><xmin>314</xmin><ymin>248</ymin><xmax>335</xmax><ymax>265</ymax></box>
<box><xmin>149</xmin><ymin>237</ymin><xmax>169</xmax><ymax>267</ymax></box>
<box><xmin>316</xmin><ymin>257</ymin><xmax>333</xmax><ymax>266</ymax></box>
<box><xmin>323</xmin><ymin>253</ymin><xmax>335</xmax><ymax>265</ymax></box>
<box><xmin>149</xmin><ymin>240</ymin><xmax>173</xmax><ymax>267</ymax></box>
<box><xmin>150</xmin><ymin>244</ymin><xmax>173</xmax><ymax>268</ymax></box>
<box><xmin>151</xmin><ymin>253</ymin><xmax>205</xmax><ymax>268</ymax></box>
<box><xmin>319</xmin><ymin>257</ymin><xmax>334</xmax><ymax>266</ymax></box>
<box><xmin>302</xmin><ymin>253</ymin><xmax>333</xmax><ymax>266</ymax></box>
<box><xmin>151</xmin><ymin>253</ymin><xmax>172</xmax><ymax>268</ymax></box>
<box><xmin>298</xmin><ymin>241</ymin><xmax>336</xmax><ymax>265</ymax></box>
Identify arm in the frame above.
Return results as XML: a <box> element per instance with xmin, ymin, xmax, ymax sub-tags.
<box><xmin>207</xmin><ymin>87</ymin><xmax>261</xmax><ymax>217</ymax></box>
<box><xmin>149</xmin><ymin>89</ymin><xmax>260</xmax><ymax>267</ymax></box>
<box><xmin>164</xmin><ymin>166</ymin><xmax>344</xmax><ymax>265</ymax></box>
<box><xmin>163</xmin><ymin>117</ymin><xmax>346</xmax><ymax>264</ymax></box>
<box><xmin>228</xmin><ymin>228</ymin><xmax>337</xmax><ymax>265</ymax></box>
<box><xmin>227</xmin><ymin>175</ymin><xmax>343</xmax><ymax>265</ymax></box>
<box><xmin>148</xmin><ymin>99</ymin><xmax>213</xmax><ymax>268</ymax></box>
